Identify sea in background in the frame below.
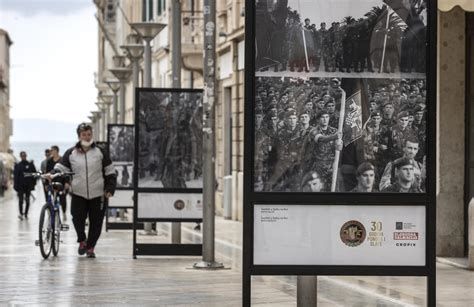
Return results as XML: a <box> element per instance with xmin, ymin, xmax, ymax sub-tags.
<box><xmin>11</xmin><ymin>141</ymin><xmax>74</xmax><ymax>170</ymax></box>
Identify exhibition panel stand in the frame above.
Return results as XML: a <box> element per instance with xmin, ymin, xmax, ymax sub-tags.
<box><xmin>243</xmin><ymin>0</ymin><xmax>437</xmax><ymax>305</ymax></box>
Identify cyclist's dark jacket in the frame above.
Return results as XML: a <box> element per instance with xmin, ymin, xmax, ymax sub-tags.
<box><xmin>54</xmin><ymin>142</ymin><xmax>116</xmax><ymax>200</ymax></box>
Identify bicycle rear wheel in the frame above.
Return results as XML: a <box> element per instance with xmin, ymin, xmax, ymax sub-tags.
<box><xmin>52</xmin><ymin>210</ymin><xmax>60</xmax><ymax>256</ymax></box>
<box><xmin>39</xmin><ymin>204</ymin><xmax>53</xmax><ymax>259</ymax></box>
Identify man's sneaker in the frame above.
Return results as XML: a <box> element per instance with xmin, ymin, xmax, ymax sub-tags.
<box><xmin>18</xmin><ymin>215</ymin><xmax>23</xmax><ymax>221</ymax></box>
<box><xmin>86</xmin><ymin>248</ymin><xmax>96</xmax><ymax>258</ymax></box>
<box><xmin>78</xmin><ymin>241</ymin><xmax>87</xmax><ymax>255</ymax></box>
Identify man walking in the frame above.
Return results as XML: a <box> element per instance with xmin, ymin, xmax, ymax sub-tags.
<box><xmin>49</xmin><ymin>123</ymin><xmax>117</xmax><ymax>258</ymax></box>
<box><xmin>13</xmin><ymin>151</ymin><xmax>37</xmax><ymax>220</ymax></box>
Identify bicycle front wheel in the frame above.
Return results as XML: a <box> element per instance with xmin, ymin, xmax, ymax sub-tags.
<box><xmin>39</xmin><ymin>204</ymin><xmax>53</xmax><ymax>259</ymax></box>
<box><xmin>52</xmin><ymin>210</ymin><xmax>60</xmax><ymax>256</ymax></box>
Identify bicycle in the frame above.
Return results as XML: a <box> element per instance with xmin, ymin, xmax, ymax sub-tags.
<box><xmin>24</xmin><ymin>172</ymin><xmax>74</xmax><ymax>259</ymax></box>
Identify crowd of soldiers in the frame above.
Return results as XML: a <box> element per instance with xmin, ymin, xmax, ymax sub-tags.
<box><xmin>109</xmin><ymin>127</ymin><xmax>134</xmax><ymax>162</ymax></box>
<box><xmin>256</xmin><ymin>0</ymin><xmax>426</xmax><ymax>74</ymax></box>
<box><xmin>137</xmin><ymin>92</ymin><xmax>203</xmax><ymax>188</ymax></box>
<box><xmin>254</xmin><ymin>77</ymin><xmax>427</xmax><ymax>193</ymax></box>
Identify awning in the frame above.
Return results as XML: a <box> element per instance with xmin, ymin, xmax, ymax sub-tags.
<box><xmin>439</xmin><ymin>0</ymin><xmax>474</xmax><ymax>12</ymax></box>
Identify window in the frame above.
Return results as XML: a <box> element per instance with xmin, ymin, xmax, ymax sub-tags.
<box><xmin>142</xmin><ymin>0</ymin><xmax>154</xmax><ymax>21</ymax></box>
<box><xmin>157</xmin><ymin>0</ymin><xmax>166</xmax><ymax>16</ymax></box>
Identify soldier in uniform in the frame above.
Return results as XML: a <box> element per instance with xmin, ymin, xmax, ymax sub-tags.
<box><xmin>380</xmin><ymin>100</ymin><xmax>397</xmax><ymax>130</ymax></box>
<box><xmin>351</xmin><ymin>162</ymin><xmax>377</xmax><ymax>192</ymax></box>
<box><xmin>318</xmin><ymin>23</ymin><xmax>328</xmax><ymax>72</ymax></box>
<box><xmin>332</xmin><ymin>22</ymin><xmax>344</xmax><ymax>72</ymax></box>
<box><xmin>255</xmin><ymin>110</ymin><xmax>270</xmax><ymax>191</ymax></box>
<box><xmin>324</xmin><ymin>22</ymin><xmax>337</xmax><ymax>72</ymax></box>
<box><xmin>266</xmin><ymin>110</ymin><xmax>301</xmax><ymax>191</ymax></box>
<box><xmin>382</xmin><ymin>157</ymin><xmax>423</xmax><ymax>193</ymax></box>
<box><xmin>379</xmin><ymin>111</ymin><xmax>417</xmax><ymax>162</ymax></box>
<box><xmin>326</xmin><ymin>100</ymin><xmax>339</xmax><ymax>128</ymax></box>
<box><xmin>303</xmin><ymin>110</ymin><xmax>342</xmax><ymax>191</ymax></box>
<box><xmin>412</xmin><ymin>104</ymin><xmax>426</xmax><ymax>163</ymax></box>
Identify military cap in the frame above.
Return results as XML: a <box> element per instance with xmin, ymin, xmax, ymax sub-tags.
<box><xmin>331</xmin><ymin>78</ymin><xmax>341</xmax><ymax>85</ymax></box>
<box><xmin>370</xmin><ymin>111</ymin><xmax>382</xmax><ymax>117</ymax></box>
<box><xmin>287</xmin><ymin>109</ymin><xmax>297</xmax><ymax>117</ymax></box>
<box><xmin>397</xmin><ymin>111</ymin><xmax>410</xmax><ymax>119</ymax></box>
<box><xmin>356</xmin><ymin>162</ymin><xmax>375</xmax><ymax>177</ymax></box>
<box><xmin>382</xmin><ymin>100</ymin><xmax>394</xmax><ymax>108</ymax></box>
<box><xmin>393</xmin><ymin>157</ymin><xmax>414</xmax><ymax>169</ymax></box>
<box><xmin>300</xmin><ymin>110</ymin><xmax>312</xmax><ymax>116</ymax></box>
<box><xmin>315</xmin><ymin>110</ymin><xmax>329</xmax><ymax>119</ymax></box>
<box><xmin>302</xmin><ymin>170</ymin><xmax>322</xmax><ymax>185</ymax></box>
<box><xmin>414</xmin><ymin>104</ymin><xmax>426</xmax><ymax>113</ymax></box>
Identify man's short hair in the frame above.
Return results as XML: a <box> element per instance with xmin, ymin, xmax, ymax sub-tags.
<box><xmin>404</xmin><ymin>137</ymin><xmax>419</xmax><ymax>147</ymax></box>
<box><xmin>20</xmin><ymin>151</ymin><xmax>26</xmax><ymax>156</ymax></box>
<box><xmin>51</xmin><ymin>145</ymin><xmax>60</xmax><ymax>152</ymax></box>
<box><xmin>356</xmin><ymin>162</ymin><xmax>375</xmax><ymax>177</ymax></box>
<box><xmin>44</xmin><ymin>149</ymin><xmax>50</xmax><ymax>154</ymax></box>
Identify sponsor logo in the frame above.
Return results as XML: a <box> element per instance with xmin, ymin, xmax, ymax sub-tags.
<box><xmin>173</xmin><ymin>199</ymin><xmax>185</xmax><ymax>211</ymax></box>
<box><xmin>396</xmin><ymin>243</ymin><xmax>417</xmax><ymax>247</ymax></box>
<box><xmin>395</xmin><ymin>222</ymin><xmax>417</xmax><ymax>230</ymax></box>
<box><xmin>367</xmin><ymin>221</ymin><xmax>385</xmax><ymax>247</ymax></box>
<box><xmin>394</xmin><ymin>232</ymin><xmax>419</xmax><ymax>240</ymax></box>
<box><xmin>340</xmin><ymin>220</ymin><xmax>366</xmax><ymax>247</ymax></box>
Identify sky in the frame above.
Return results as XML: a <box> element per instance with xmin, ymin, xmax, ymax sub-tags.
<box><xmin>0</xmin><ymin>0</ymin><xmax>98</xmax><ymax>124</ymax></box>
<box><xmin>287</xmin><ymin>0</ymin><xmax>383</xmax><ymax>25</ymax></box>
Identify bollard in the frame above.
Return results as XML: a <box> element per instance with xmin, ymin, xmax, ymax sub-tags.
<box><xmin>469</xmin><ymin>198</ymin><xmax>474</xmax><ymax>269</ymax></box>
<box><xmin>297</xmin><ymin>276</ymin><xmax>317</xmax><ymax>306</ymax></box>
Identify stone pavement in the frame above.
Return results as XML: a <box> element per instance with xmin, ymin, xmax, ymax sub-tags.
<box><xmin>1</xmin><ymin>188</ymin><xmax>474</xmax><ymax>306</ymax></box>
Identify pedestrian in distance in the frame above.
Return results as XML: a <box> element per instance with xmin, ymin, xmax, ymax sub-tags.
<box><xmin>13</xmin><ymin>151</ymin><xmax>37</xmax><ymax>220</ymax></box>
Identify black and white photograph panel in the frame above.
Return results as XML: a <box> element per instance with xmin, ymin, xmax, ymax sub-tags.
<box><xmin>254</xmin><ymin>76</ymin><xmax>427</xmax><ymax>193</ymax></box>
<box><xmin>255</xmin><ymin>0</ymin><xmax>427</xmax><ymax>77</ymax></box>
<box><xmin>109</xmin><ymin>125</ymin><xmax>134</xmax><ymax>162</ymax></box>
<box><xmin>137</xmin><ymin>90</ymin><xmax>203</xmax><ymax>189</ymax></box>
<box><xmin>115</xmin><ymin>162</ymin><xmax>133</xmax><ymax>188</ymax></box>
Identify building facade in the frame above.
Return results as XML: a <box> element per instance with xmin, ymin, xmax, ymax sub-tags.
<box><xmin>0</xmin><ymin>29</ymin><xmax>12</xmax><ymax>153</ymax></box>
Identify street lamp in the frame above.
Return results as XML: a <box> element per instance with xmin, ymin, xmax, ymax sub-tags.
<box><xmin>130</xmin><ymin>22</ymin><xmax>167</xmax><ymax>87</ymax></box>
<box><xmin>100</xmin><ymin>94</ymin><xmax>114</xmax><ymax>128</ymax></box>
<box><xmin>105</xmin><ymin>79</ymin><xmax>121</xmax><ymax>124</ymax></box>
<box><xmin>121</xmin><ymin>44</ymin><xmax>144</xmax><ymax>89</ymax></box>
<box><xmin>121</xmin><ymin>44</ymin><xmax>144</xmax><ymax>117</ymax></box>
<box><xmin>91</xmin><ymin>111</ymin><xmax>102</xmax><ymax>140</ymax></box>
<box><xmin>95</xmin><ymin>102</ymin><xmax>107</xmax><ymax>142</ymax></box>
<box><xmin>109</xmin><ymin>67</ymin><xmax>132</xmax><ymax>124</ymax></box>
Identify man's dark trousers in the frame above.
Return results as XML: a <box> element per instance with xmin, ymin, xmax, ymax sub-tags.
<box><xmin>71</xmin><ymin>194</ymin><xmax>105</xmax><ymax>248</ymax></box>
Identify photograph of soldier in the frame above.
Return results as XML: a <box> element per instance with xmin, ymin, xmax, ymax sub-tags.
<box><xmin>255</xmin><ymin>0</ymin><xmax>427</xmax><ymax>77</ymax></box>
<box><xmin>253</xmin><ymin>76</ymin><xmax>427</xmax><ymax>193</ymax></box>
<box><xmin>109</xmin><ymin>125</ymin><xmax>134</xmax><ymax>162</ymax></box>
<box><xmin>137</xmin><ymin>90</ymin><xmax>203</xmax><ymax>189</ymax></box>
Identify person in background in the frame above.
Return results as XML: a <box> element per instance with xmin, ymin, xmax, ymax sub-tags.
<box><xmin>40</xmin><ymin>149</ymin><xmax>51</xmax><ymax>200</ymax></box>
<box><xmin>13</xmin><ymin>151</ymin><xmax>37</xmax><ymax>220</ymax></box>
<box><xmin>46</xmin><ymin>145</ymin><xmax>68</xmax><ymax>221</ymax></box>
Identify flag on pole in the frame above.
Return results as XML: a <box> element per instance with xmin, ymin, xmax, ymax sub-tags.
<box><xmin>383</xmin><ymin>0</ymin><xmax>410</xmax><ymax>23</ymax></box>
<box><xmin>342</xmin><ymin>91</ymin><xmax>363</xmax><ymax>147</ymax></box>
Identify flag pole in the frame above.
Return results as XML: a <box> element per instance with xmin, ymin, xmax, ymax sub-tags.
<box><xmin>331</xmin><ymin>87</ymin><xmax>346</xmax><ymax>192</ymax></box>
<box><xmin>380</xmin><ymin>4</ymin><xmax>390</xmax><ymax>73</ymax></box>
<box><xmin>301</xmin><ymin>26</ymin><xmax>310</xmax><ymax>72</ymax></box>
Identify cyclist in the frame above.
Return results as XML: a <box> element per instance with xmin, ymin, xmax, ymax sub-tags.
<box><xmin>13</xmin><ymin>151</ymin><xmax>37</xmax><ymax>220</ymax></box>
<box><xmin>47</xmin><ymin>123</ymin><xmax>116</xmax><ymax>258</ymax></box>
<box><xmin>46</xmin><ymin>145</ymin><xmax>68</xmax><ymax>221</ymax></box>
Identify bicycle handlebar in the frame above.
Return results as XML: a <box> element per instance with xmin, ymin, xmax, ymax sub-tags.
<box><xmin>24</xmin><ymin>172</ymin><xmax>75</xmax><ymax>179</ymax></box>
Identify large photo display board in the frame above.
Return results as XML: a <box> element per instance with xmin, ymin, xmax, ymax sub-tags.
<box><xmin>253</xmin><ymin>0</ymin><xmax>428</xmax><ymax>193</ymax></box>
<box><xmin>244</xmin><ymin>0</ymin><xmax>436</xmax><ymax>305</ymax></box>
<box><xmin>134</xmin><ymin>88</ymin><xmax>204</xmax><ymax>221</ymax></box>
